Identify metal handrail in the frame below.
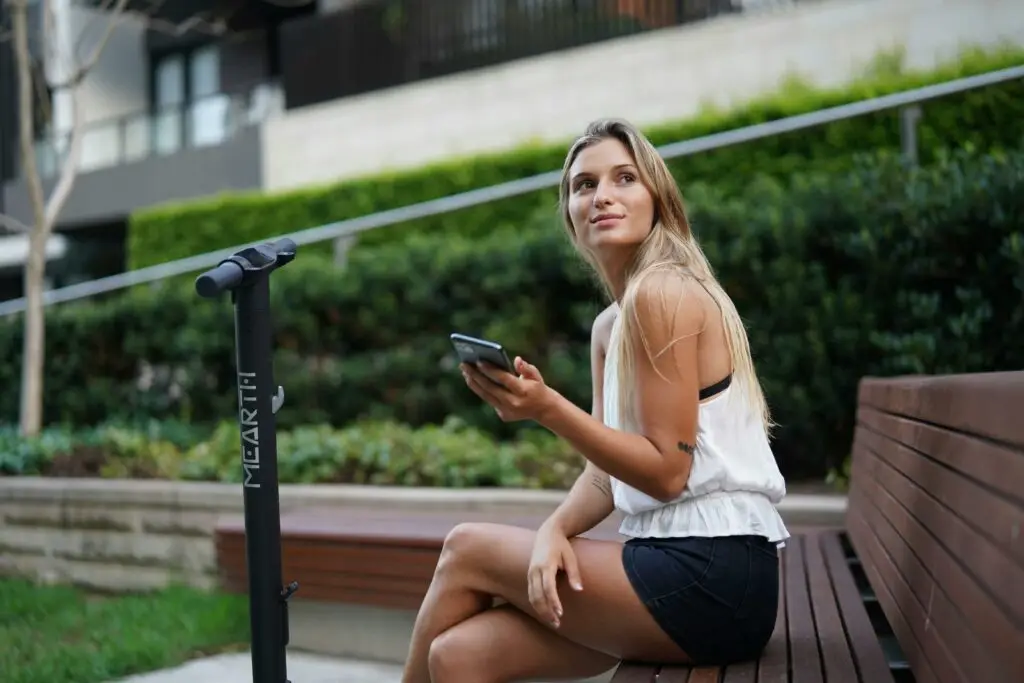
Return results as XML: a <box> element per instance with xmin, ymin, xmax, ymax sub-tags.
<box><xmin>0</xmin><ymin>63</ymin><xmax>1021</xmax><ymax>319</ymax></box>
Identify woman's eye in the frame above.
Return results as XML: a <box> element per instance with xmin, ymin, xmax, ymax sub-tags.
<box><xmin>619</xmin><ymin>173</ymin><xmax>636</xmax><ymax>183</ymax></box>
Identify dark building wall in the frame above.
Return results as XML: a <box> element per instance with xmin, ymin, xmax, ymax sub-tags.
<box><xmin>0</xmin><ymin>2</ymin><xmax>18</xmax><ymax>190</ymax></box>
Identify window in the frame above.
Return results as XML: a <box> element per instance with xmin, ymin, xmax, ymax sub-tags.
<box><xmin>188</xmin><ymin>45</ymin><xmax>228</xmax><ymax>147</ymax></box>
<box><xmin>150</xmin><ymin>45</ymin><xmax>226</xmax><ymax>153</ymax></box>
<box><xmin>153</xmin><ymin>54</ymin><xmax>185</xmax><ymax>154</ymax></box>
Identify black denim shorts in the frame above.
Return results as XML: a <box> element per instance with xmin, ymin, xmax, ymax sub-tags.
<box><xmin>621</xmin><ymin>534</ymin><xmax>780</xmax><ymax>665</ymax></box>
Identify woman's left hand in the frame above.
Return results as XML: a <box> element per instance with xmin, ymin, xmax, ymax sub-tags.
<box><xmin>461</xmin><ymin>356</ymin><xmax>553</xmax><ymax>423</ymax></box>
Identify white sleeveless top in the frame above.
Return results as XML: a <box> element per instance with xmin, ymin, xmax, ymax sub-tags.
<box><xmin>604</xmin><ymin>313</ymin><xmax>790</xmax><ymax>546</ymax></box>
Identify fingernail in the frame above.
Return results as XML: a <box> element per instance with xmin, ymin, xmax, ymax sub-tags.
<box><xmin>573</xmin><ymin>582</ymin><xmax>583</xmax><ymax>591</ymax></box>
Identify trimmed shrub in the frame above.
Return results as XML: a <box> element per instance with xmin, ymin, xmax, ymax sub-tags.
<box><xmin>3</xmin><ymin>418</ymin><xmax>584</xmax><ymax>490</ymax></box>
<box><xmin>126</xmin><ymin>46</ymin><xmax>1024</xmax><ymax>268</ymax></box>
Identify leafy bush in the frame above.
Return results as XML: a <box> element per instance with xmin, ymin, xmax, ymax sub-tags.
<box><xmin>3</xmin><ymin>418</ymin><xmax>584</xmax><ymax>489</ymax></box>
<box><xmin>2</xmin><ymin>142</ymin><xmax>1022</xmax><ymax>480</ymax></box>
<box><xmin>126</xmin><ymin>46</ymin><xmax>1024</xmax><ymax>268</ymax></box>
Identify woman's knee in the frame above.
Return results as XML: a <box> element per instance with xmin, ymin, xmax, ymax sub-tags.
<box><xmin>427</xmin><ymin>626</ymin><xmax>495</xmax><ymax>683</ymax></box>
<box><xmin>436</xmin><ymin>522</ymin><xmax>498</xmax><ymax>577</ymax></box>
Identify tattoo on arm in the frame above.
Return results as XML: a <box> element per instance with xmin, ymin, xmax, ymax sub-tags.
<box><xmin>677</xmin><ymin>441</ymin><xmax>696</xmax><ymax>455</ymax></box>
<box><xmin>590</xmin><ymin>473</ymin><xmax>612</xmax><ymax>497</ymax></box>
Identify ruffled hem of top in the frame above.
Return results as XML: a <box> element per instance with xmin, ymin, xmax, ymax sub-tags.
<box><xmin>617</xmin><ymin>490</ymin><xmax>791</xmax><ymax>547</ymax></box>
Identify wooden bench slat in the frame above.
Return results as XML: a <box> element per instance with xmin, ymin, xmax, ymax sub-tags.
<box><xmin>608</xmin><ymin>663</ymin><xmax>658</xmax><ymax>682</ymax></box>
<box><xmin>852</xmin><ymin>435</ymin><xmax>1024</xmax><ymax>627</ymax></box>
<box><xmin>217</xmin><ymin>538</ymin><xmax>442</xmax><ymax>577</ymax></box>
<box><xmin>683</xmin><ymin>665</ymin><xmax>722</xmax><ymax>682</ymax></box>
<box><xmin>857</xmin><ymin>406</ymin><xmax>1024</xmax><ymax>504</ymax></box>
<box><xmin>850</xmin><ymin>449</ymin><xmax>1022</xmax><ymax>681</ymax></box>
<box><xmin>858</xmin><ymin>372</ymin><xmax>1024</xmax><ymax>448</ymax></box>
<box><xmin>855</xmin><ymin>423</ymin><xmax>1024</xmax><ymax>567</ymax></box>
<box><xmin>819</xmin><ymin>533</ymin><xmax>895</xmax><ymax>683</ymax></box>
<box><xmin>721</xmin><ymin>660</ymin><xmax>756</xmax><ymax>683</ymax></box>
<box><xmin>785</xmin><ymin>535</ymin><xmax>825</xmax><ymax>683</ymax></box>
<box><xmin>846</xmin><ymin>507</ymin><xmax>952</xmax><ymax>683</ymax></box>
<box><xmin>804</xmin><ymin>533</ymin><xmax>861</xmax><ymax>682</ymax></box>
<box><xmin>756</xmin><ymin>542</ymin><xmax>788</xmax><ymax>683</ymax></box>
<box><xmin>220</xmin><ymin>575</ymin><xmax>427</xmax><ymax>609</ymax></box>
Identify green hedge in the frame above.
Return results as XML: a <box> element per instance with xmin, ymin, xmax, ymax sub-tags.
<box><xmin>3</xmin><ymin>142</ymin><xmax>1022</xmax><ymax>480</ymax></box>
<box><xmin>126</xmin><ymin>46</ymin><xmax>1024</xmax><ymax>268</ymax></box>
<box><xmin>1</xmin><ymin>418</ymin><xmax>583</xmax><ymax>489</ymax></box>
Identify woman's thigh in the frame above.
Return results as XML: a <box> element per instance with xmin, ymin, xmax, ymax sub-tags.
<box><xmin>441</xmin><ymin>522</ymin><xmax>690</xmax><ymax>663</ymax></box>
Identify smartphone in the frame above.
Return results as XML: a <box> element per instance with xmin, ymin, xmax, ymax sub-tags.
<box><xmin>450</xmin><ymin>333</ymin><xmax>515</xmax><ymax>374</ymax></box>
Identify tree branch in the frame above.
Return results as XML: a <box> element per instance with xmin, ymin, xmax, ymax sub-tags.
<box><xmin>44</xmin><ymin>81</ymin><xmax>82</xmax><ymax>227</ymax></box>
<box><xmin>50</xmin><ymin>0</ymin><xmax>132</xmax><ymax>90</ymax></box>
<box><xmin>9</xmin><ymin>0</ymin><xmax>47</xmax><ymax>232</ymax></box>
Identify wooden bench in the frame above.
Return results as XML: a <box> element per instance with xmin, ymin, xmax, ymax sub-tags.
<box><xmin>216</xmin><ymin>509</ymin><xmax>897</xmax><ymax>681</ymax></box>
<box><xmin>846</xmin><ymin>371</ymin><xmax>1024</xmax><ymax>683</ymax></box>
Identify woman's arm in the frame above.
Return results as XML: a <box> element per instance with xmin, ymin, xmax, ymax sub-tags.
<box><xmin>541</xmin><ymin>306</ymin><xmax>617</xmax><ymax>538</ymax></box>
<box><xmin>537</xmin><ymin>273</ymin><xmax>704</xmax><ymax>502</ymax></box>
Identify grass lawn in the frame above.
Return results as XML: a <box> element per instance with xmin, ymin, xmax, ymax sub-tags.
<box><xmin>0</xmin><ymin>578</ymin><xmax>250</xmax><ymax>683</ymax></box>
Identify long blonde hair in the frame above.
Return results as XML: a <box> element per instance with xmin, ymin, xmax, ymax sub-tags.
<box><xmin>558</xmin><ymin>118</ymin><xmax>773</xmax><ymax>432</ymax></box>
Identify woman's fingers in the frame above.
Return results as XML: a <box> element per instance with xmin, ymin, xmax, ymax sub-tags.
<box><xmin>473</xmin><ymin>361</ymin><xmax>521</xmax><ymax>392</ymax></box>
<box><xmin>527</xmin><ymin>568</ymin><xmax>549</xmax><ymax>622</ymax></box>
<box><xmin>527</xmin><ymin>566</ymin><xmax>559</xmax><ymax>627</ymax></box>
<box><xmin>541</xmin><ymin>565</ymin><xmax>563</xmax><ymax>627</ymax></box>
<box><xmin>463</xmin><ymin>365</ymin><xmax>503</xmax><ymax>405</ymax></box>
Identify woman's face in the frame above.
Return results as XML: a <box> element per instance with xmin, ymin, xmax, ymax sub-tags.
<box><xmin>567</xmin><ymin>138</ymin><xmax>656</xmax><ymax>258</ymax></box>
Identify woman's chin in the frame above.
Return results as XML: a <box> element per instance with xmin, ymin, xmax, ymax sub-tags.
<box><xmin>588</xmin><ymin>230</ymin><xmax>645</xmax><ymax>252</ymax></box>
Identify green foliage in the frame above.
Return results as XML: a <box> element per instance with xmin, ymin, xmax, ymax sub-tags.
<box><xmin>126</xmin><ymin>46</ymin><xmax>1024</xmax><ymax>268</ymax></box>
<box><xmin>0</xmin><ymin>578</ymin><xmax>248</xmax><ymax>683</ymax></box>
<box><xmin>4</xmin><ymin>418</ymin><xmax>585</xmax><ymax>489</ymax></box>
<box><xmin>2</xmin><ymin>142</ymin><xmax>1022</xmax><ymax>480</ymax></box>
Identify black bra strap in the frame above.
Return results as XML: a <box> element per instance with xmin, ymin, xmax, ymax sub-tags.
<box><xmin>699</xmin><ymin>373</ymin><xmax>732</xmax><ymax>401</ymax></box>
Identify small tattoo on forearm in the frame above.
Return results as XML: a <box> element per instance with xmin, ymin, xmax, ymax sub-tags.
<box><xmin>677</xmin><ymin>441</ymin><xmax>696</xmax><ymax>455</ymax></box>
<box><xmin>590</xmin><ymin>474</ymin><xmax>612</xmax><ymax>497</ymax></box>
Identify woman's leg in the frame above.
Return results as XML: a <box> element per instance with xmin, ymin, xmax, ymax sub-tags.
<box><xmin>428</xmin><ymin>603</ymin><xmax>618</xmax><ymax>683</ymax></box>
<box><xmin>401</xmin><ymin>522</ymin><xmax>690</xmax><ymax>683</ymax></box>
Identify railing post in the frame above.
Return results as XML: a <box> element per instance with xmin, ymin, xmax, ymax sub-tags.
<box><xmin>333</xmin><ymin>234</ymin><xmax>357</xmax><ymax>266</ymax></box>
<box><xmin>900</xmin><ymin>104</ymin><xmax>922</xmax><ymax>167</ymax></box>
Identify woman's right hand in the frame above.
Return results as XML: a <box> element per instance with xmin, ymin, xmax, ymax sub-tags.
<box><xmin>528</xmin><ymin>523</ymin><xmax>584</xmax><ymax>628</ymax></box>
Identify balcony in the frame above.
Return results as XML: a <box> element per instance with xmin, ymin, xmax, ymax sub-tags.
<box><xmin>29</xmin><ymin>83</ymin><xmax>284</xmax><ymax>179</ymax></box>
<box><xmin>279</xmin><ymin>0</ymin><xmax>743</xmax><ymax>109</ymax></box>
<box><xmin>3</xmin><ymin>82</ymin><xmax>282</xmax><ymax>228</ymax></box>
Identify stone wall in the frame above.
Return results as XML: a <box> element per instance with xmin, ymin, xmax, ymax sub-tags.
<box><xmin>0</xmin><ymin>477</ymin><xmax>845</xmax><ymax>594</ymax></box>
<box><xmin>0</xmin><ymin>478</ymin><xmax>571</xmax><ymax>592</ymax></box>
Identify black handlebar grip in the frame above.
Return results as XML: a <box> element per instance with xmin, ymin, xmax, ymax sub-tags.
<box><xmin>195</xmin><ymin>261</ymin><xmax>244</xmax><ymax>298</ymax></box>
<box><xmin>269</xmin><ymin>237</ymin><xmax>297</xmax><ymax>255</ymax></box>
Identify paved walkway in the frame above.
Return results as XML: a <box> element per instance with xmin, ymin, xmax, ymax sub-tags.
<box><xmin>110</xmin><ymin>651</ymin><xmax>403</xmax><ymax>683</ymax></box>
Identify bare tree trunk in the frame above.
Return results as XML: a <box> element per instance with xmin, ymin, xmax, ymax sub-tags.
<box><xmin>10</xmin><ymin>0</ymin><xmax>50</xmax><ymax>436</ymax></box>
<box><xmin>4</xmin><ymin>0</ymin><xmax>216</xmax><ymax>436</ymax></box>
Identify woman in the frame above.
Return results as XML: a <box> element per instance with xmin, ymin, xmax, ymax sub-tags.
<box><xmin>400</xmin><ymin>118</ymin><xmax>790</xmax><ymax>683</ymax></box>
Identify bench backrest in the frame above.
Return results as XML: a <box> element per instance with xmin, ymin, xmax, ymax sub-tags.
<box><xmin>846</xmin><ymin>371</ymin><xmax>1023</xmax><ymax>683</ymax></box>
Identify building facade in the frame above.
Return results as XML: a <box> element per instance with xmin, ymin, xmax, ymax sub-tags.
<box><xmin>0</xmin><ymin>0</ymin><xmax>1021</xmax><ymax>299</ymax></box>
